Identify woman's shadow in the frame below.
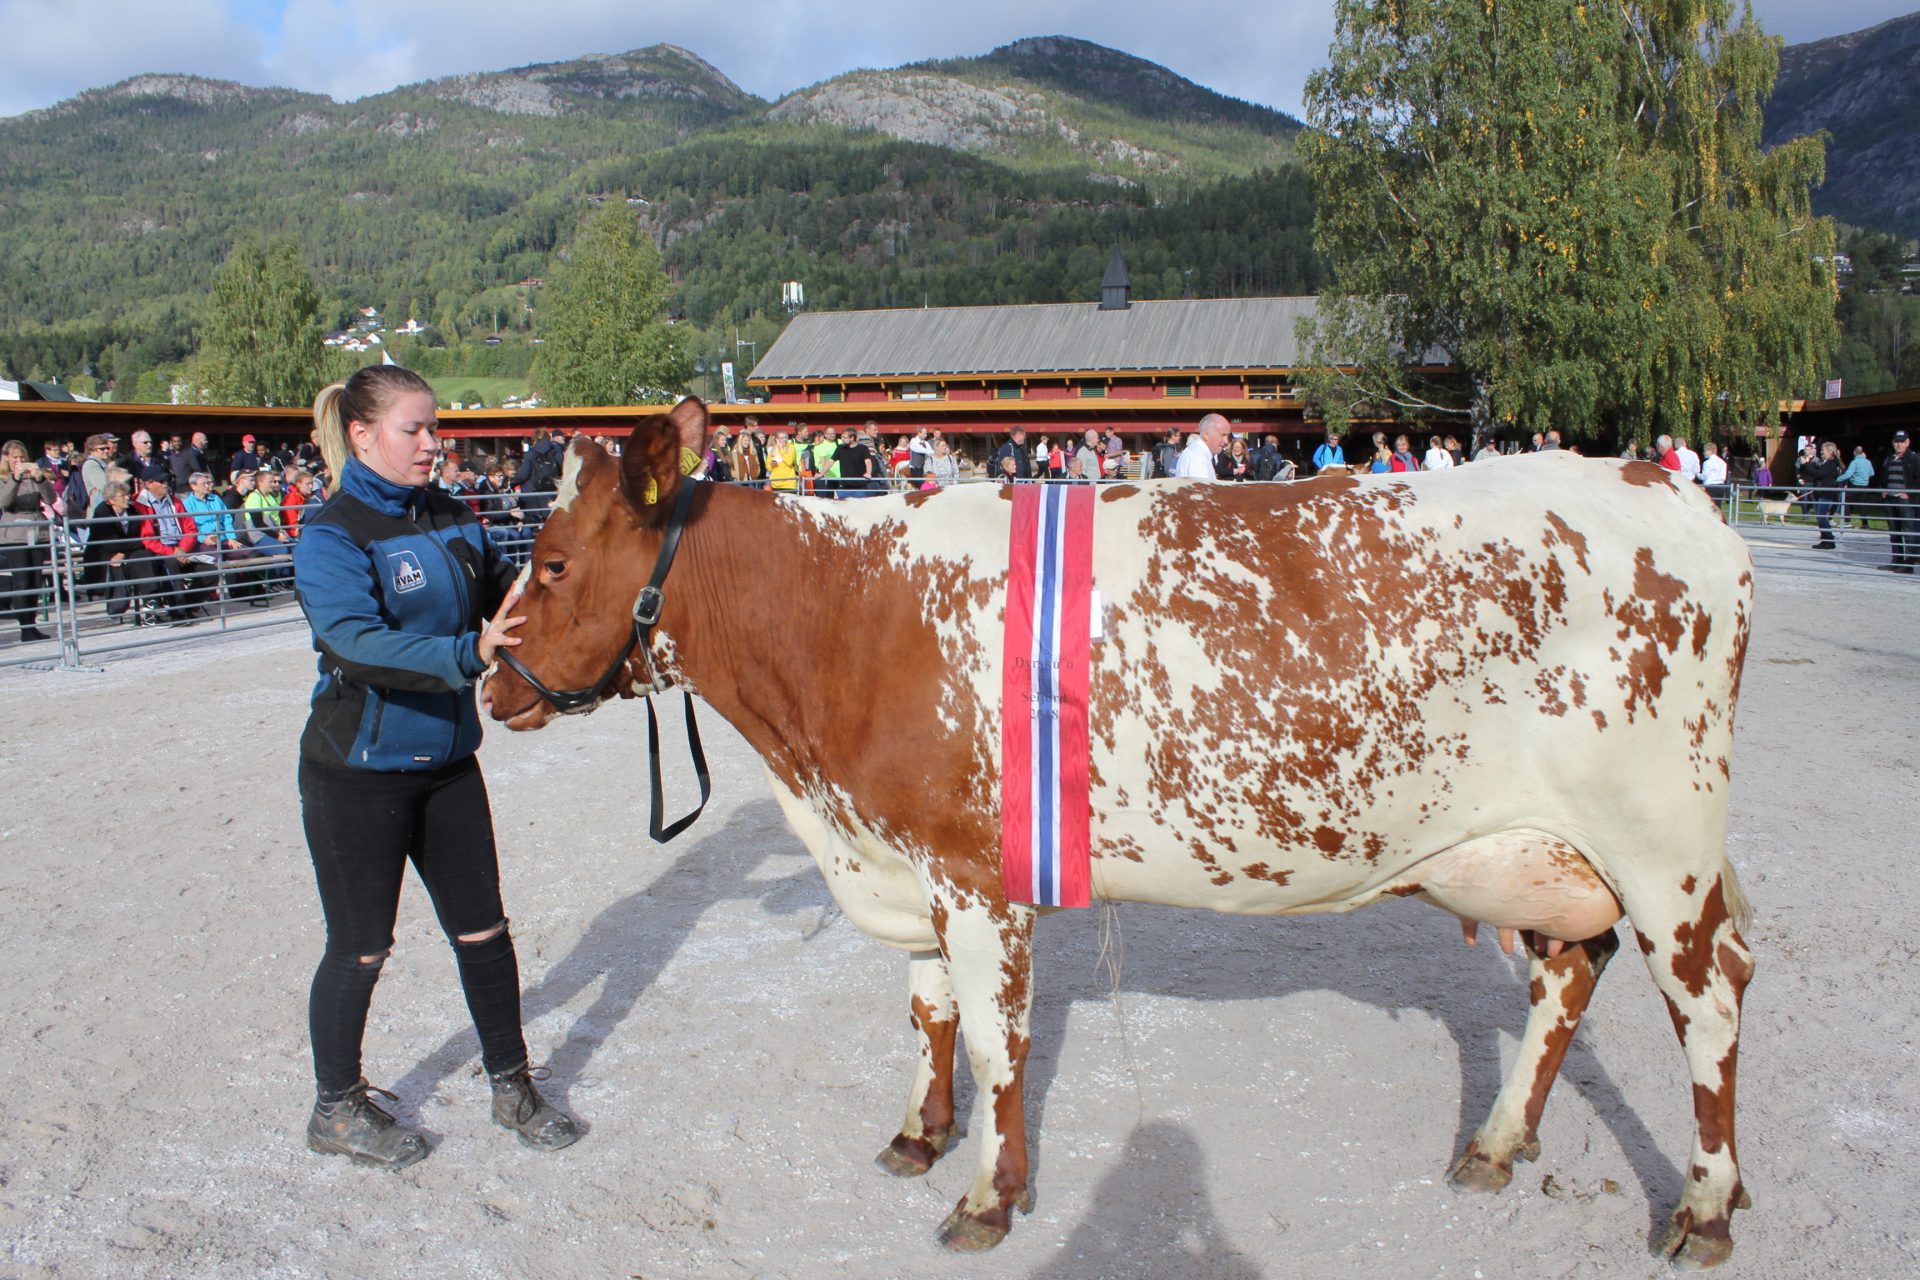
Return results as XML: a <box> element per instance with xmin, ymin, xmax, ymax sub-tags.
<box><xmin>1028</xmin><ymin>1120</ymin><xmax>1261</xmax><ymax>1280</ymax></box>
<box><xmin>391</xmin><ymin>799</ymin><xmax>822</xmax><ymax>1120</ymax></box>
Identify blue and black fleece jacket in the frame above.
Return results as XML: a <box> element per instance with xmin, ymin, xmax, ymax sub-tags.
<box><xmin>293</xmin><ymin>457</ymin><xmax>519</xmax><ymax>772</ymax></box>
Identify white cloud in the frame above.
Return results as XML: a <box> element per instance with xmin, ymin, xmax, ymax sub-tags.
<box><xmin>0</xmin><ymin>0</ymin><xmax>267</xmax><ymax>116</ymax></box>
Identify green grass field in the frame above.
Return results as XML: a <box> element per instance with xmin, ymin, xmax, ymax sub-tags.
<box><xmin>427</xmin><ymin>376</ymin><xmax>531</xmax><ymax>408</ymax></box>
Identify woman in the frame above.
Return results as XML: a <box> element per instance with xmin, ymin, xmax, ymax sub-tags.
<box><xmin>925</xmin><ymin>437</ymin><xmax>959</xmax><ymax>488</ymax></box>
<box><xmin>293</xmin><ymin>364</ymin><xmax>577</xmax><ymax>1170</ymax></box>
<box><xmin>1423</xmin><ymin>436</ymin><xmax>1455</xmax><ymax>471</ymax></box>
<box><xmin>728</xmin><ymin>434</ymin><xmax>763</xmax><ymax>487</ymax></box>
<box><xmin>1</xmin><ymin>439</ymin><xmax>56</xmax><ymax>642</ymax></box>
<box><xmin>82</xmin><ymin>480</ymin><xmax>141</xmax><ymax>621</ymax></box>
<box><xmin>1390</xmin><ymin>434</ymin><xmax>1422</xmax><ymax>473</ymax></box>
<box><xmin>764</xmin><ymin>430</ymin><xmax>798</xmax><ymax>493</ymax></box>
<box><xmin>1370</xmin><ymin>442</ymin><xmax>1393</xmax><ymax>474</ymax></box>
<box><xmin>1225</xmin><ymin>436</ymin><xmax>1253</xmax><ymax>481</ymax></box>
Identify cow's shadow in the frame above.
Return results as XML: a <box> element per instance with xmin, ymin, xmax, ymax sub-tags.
<box><xmin>394</xmin><ymin>793</ymin><xmax>1681</xmax><ymax>1244</ymax></box>
<box><xmin>1008</xmin><ymin>901</ymin><xmax>1684</xmax><ymax>1249</ymax></box>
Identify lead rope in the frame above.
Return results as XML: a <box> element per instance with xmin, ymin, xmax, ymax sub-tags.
<box><xmin>645</xmin><ymin>688</ymin><xmax>711</xmax><ymax>843</ymax></box>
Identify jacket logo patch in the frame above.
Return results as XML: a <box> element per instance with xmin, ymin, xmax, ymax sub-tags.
<box><xmin>388</xmin><ymin>550</ymin><xmax>427</xmax><ymax>594</ymax></box>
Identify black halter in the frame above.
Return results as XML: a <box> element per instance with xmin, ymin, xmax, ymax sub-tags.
<box><xmin>495</xmin><ymin>476</ymin><xmax>711</xmax><ymax>842</ymax></box>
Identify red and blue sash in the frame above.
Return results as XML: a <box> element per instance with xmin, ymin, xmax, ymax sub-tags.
<box><xmin>1001</xmin><ymin>484</ymin><xmax>1094</xmax><ymax>908</ymax></box>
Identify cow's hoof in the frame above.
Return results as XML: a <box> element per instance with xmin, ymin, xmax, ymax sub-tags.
<box><xmin>1653</xmin><ymin>1214</ymin><xmax>1734</xmax><ymax>1269</ymax></box>
<box><xmin>936</xmin><ymin>1204</ymin><xmax>1011</xmax><ymax>1253</ymax></box>
<box><xmin>1446</xmin><ymin>1149</ymin><xmax>1513</xmax><ymax>1194</ymax></box>
<box><xmin>877</xmin><ymin>1137</ymin><xmax>937</xmax><ymax>1178</ymax></box>
<box><xmin>1516</xmin><ymin>1138</ymin><xmax>1542</xmax><ymax>1163</ymax></box>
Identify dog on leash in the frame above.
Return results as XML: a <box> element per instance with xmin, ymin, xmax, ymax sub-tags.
<box><xmin>1756</xmin><ymin>495</ymin><xmax>1797</xmax><ymax>525</ymax></box>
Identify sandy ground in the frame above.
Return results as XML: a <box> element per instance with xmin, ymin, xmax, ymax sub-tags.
<box><xmin>1</xmin><ymin>553</ymin><xmax>1915</xmax><ymax>1280</ymax></box>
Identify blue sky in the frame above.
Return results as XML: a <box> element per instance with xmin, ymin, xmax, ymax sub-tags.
<box><xmin>1</xmin><ymin>0</ymin><xmax>1913</xmax><ymax>120</ymax></box>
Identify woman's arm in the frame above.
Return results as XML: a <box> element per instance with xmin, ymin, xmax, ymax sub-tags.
<box><xmin>294</xmin><ymin>522</ymin><xmax>485</xmax><ymax>693</ymax></box>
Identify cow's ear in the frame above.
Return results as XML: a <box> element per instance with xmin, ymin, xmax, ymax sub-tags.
<box><xmin>621</xmin><ymin>396</ymin><xmax>706</xmax><ymax>523</ymax></box>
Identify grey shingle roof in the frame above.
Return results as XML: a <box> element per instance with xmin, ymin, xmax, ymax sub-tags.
<box><xmin>750</xmin><ymin>297</ymin><xmax>1320</xmax><ymax>380</ymax></box>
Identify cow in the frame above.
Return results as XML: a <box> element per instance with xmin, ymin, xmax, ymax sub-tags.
<box><xmin>483</xmin><ymin>399</ymin><xmax>1757</xmax><ymax>1268</ymax></box>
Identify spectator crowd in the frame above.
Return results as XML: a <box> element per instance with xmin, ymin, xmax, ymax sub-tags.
<box><xmin>6</xmin><ymin>413</ymin><xmax>1914</xmax><ymax>648</ymax></box>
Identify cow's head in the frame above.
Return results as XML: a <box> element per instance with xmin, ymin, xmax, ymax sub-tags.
<box><xmin>484</xmin><ymin>396</ymin><xmax>708</xmax><ymax>730</ymax></box>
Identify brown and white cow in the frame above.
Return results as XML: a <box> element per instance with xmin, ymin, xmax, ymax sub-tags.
<box><xmin>485</xmin><ymin>399</ymin><xmax>1757</xmax><ymax>1267</ymax></box>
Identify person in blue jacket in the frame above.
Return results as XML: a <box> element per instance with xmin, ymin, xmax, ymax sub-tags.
<box><xmin>293</xmin><ymin>364</ymin><xmax>577</xmax><ymax>1169</ymax></box>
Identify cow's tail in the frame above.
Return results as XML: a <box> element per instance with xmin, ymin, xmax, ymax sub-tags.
<box><xmin>1719</xmin><ymin>858</ymin><xmax>1754</xmax><ymax>933</ymax></box>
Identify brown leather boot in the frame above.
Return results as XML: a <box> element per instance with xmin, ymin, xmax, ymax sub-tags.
<box><xmin>489</xmin><ymin>1064</ymin><xmax>581</xmax><ymax>1151</ymax></box>
<box><xmin>306</xmin><ymin>1081</ymin><xmax>429</xmax><ymax>1170</ymax></box>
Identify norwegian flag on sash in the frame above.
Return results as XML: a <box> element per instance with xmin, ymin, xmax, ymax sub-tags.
<box><xmin>1001</xmin><ymin>483</ymin><xmax>1095</xmax><ymax>908</ymax></box>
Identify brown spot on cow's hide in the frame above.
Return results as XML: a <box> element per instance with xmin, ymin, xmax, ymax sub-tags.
<box><xmin>1543</xmin><ymin>512</ymin><xmax>1591</xmax><ymax>574</ymax></box>
<box><xmin>1590</xmin><ymin>709</ymin><xmax>1607</xmax><ymax>731</ymax></box>
<box><xmin>1241</xmin><ymin>862</ymin><xmax>1293</xmax><ymax>885</ymax></box>
<box><xmin>1617</xmin><ymin>461</ymin><xmax>1678</xmax><ymax>489</ymax></box>
<box><xmin>908</xmin><ymin>994</ymin><xmax>959</xmax><ymax>1140</ymax></box>
<box><xmin>1680</xmin><ymin>875</ymin><xmax>1697</xmax><ymax>894</ymax></box>
<box><xmin>1384</xmin><ymin>883</ymin><xmax>1422</xmax><ymax>897</ymax></box>
<box><xmin>1099</xmin><ymin>485</ymin><xmax>1141</xmax><ymax>502</ymax></box>
<box><xmin>1312</xmin><ymin>825</ymin><xmax>1347</xmax><ymax>854</ymax></box>
<box><xmin>1671</xmin><ymin>878</ymin><xmax>1732</xmax><ymax>998</ymax></box>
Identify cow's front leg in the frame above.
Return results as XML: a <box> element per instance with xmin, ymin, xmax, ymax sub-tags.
<box><xmin>931</xmin><ymin>898</ymin><xmax>1035</xmax><ymax>1252</ymax></box>
<box><xmin>1450</xmin><ymin>928</ymin><xmax>1618</xmax><ymax>1191</ymax></box>
<box><xmin>877</xmin><ymin>948</ymin><xmax>959</xmax><ymax>1177</ymax></box>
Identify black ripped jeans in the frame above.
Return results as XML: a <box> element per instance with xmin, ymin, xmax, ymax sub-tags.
<box><xmin>299</xmin><ymin>754</ymin><xmax>528</xmax><ymax>1100</ymax></box>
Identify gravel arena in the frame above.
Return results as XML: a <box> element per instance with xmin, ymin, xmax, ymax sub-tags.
<box><xmin>1</xmin><ymin>545</ymin><xmax>1913</xmax><ymax>1279</ymax></box>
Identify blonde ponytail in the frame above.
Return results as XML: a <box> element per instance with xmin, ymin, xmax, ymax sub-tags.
<box><xmin>313</xmin><ymin>381</ymin><xmax>352</xmax><ymax>481</ymax></box>
<box><xmin>312</xmin><ymin>363</ymin><xmax>434</xmax><ymax>484</ymax></box>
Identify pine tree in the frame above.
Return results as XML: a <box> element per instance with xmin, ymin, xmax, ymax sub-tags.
<box><xmin>193</xmin><ymin>236</ymin><xmax>327</xmax><ymax>407</ymax></box>
<box><xmin>1297</xmin><ymin>0</ymin><xmax>1837</xmax><ymax>446</ymax></box>
<box><xmin>532</xmin><ymin>204</ymin><xmax>691</xmax><ymax>407</ymax></box>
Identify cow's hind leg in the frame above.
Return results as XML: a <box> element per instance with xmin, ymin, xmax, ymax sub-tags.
<box><xmin>1628</xmin><ymin>871</ymin><xmax>1754</xmax><ymax>1269</ymax></box>
<box><xmin>1449</xmin><ymin>928</ymin><xmax>1619</xmax><ymax>1192</ymax></box>
<box><xmin>930</xmin><ymin>897</ymin><xmax>1036</xmax><ymax>1252</ymax></box>
<box><xmin>877</xmin><ymin>948</ymin><xmax>960</xmax><ymax>1177</ymax></box>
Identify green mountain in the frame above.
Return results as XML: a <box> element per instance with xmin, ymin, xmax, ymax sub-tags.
<box><xmin>0</xmin><ymin>38</ymin><xmax>1312</xmax><ymax>393</ymax></box>
<box><xmin>770</xmin><ymin>36</ymin><xmax>1297</xmax><ymax>182</ymax></box>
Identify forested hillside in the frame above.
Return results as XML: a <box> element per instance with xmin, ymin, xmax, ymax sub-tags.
<box><xmin>0</xmin><ymin>38</ymin><xmax>1308</xmax><ymax>396</ymax></box>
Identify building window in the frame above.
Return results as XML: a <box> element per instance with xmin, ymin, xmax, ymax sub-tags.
<box><xmin>1247</xmin><ymin>382</ymin><xmax>1279</xmax><ymax>400</ymax></box>
<box><xmin>896</xmin><ymin>383</ymin><xmax>942</xmax><ymax>401</ymax></box>
<box><xmin>818</xmin><ymin>389</ymin><xmax>844</xmax><ymax>403</ymax></box>
<box><xmin>1079</xmin><ymin>383</ymin><xmax>1108</xmax><ymax>399</ymax></box>
<box><xmin>1164</xmin><ymin>381</ymin><xmax>1194</xmax><ymax>398</ymax></box>
<box><xmin>996</xmin><ymin>385</ymin><xmax>1022</xmax><ymax>400</ymax></box>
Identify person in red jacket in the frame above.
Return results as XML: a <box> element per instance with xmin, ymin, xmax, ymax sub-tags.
<box><xmin>131</xmin><ymin>464</ymin><xmax>203</xmax><ymax>623</ymax></box>
<box><xmin>1654</xmin><ymin>435</ymin><xmax>1683</xmax><ymax>472</ymax></box>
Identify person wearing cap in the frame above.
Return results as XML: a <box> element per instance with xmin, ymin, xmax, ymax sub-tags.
<box><xmin>1880</xmin><ymin>429</ymin><xmax>1917</xmax><ymax>574</ymax></box>
<box><xmin>130</xmin><ymin>463</ymin><xmax>201</xmax><ymax>622</ymax></box>
<box><xmin>291</xmin><ymin>363</ymin><xmax>576</xmax><ymax>1172</ymax></box>
<box><xmin>229</xmin><ymin>435</ymin><xmax>260</xmax><ymax>481</ymax></box>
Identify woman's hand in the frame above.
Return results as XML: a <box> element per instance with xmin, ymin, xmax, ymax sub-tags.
<box><xmin>477</xmin><ymin>581</ymin><xmax>525</xmax><ymax>666</ymax></box>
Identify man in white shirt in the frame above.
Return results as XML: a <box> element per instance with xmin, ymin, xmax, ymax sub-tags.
<box><xmin>1173</xmin><ymin>414</ymin><xmax>1232</xmax><ymax>479</ymax></box>
<box><xmin>1700</xmin><ymin>442</ymin><xmax>1728</xmax><ymax>487</ymax></box>
<box><xmin>1674</xmin><ymin>438</ymin><xmax>1702</xmax><ymax>482</ymax></box>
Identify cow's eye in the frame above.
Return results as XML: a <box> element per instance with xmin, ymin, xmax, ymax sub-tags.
<box><xmin>542</xmin><ymin>559</ymin><xmax>567</xmax><ymax>580</ymax></box>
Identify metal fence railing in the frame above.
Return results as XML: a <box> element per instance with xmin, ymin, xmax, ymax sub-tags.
<box><xmin>1715</xmin><ymin>482</ymin><xmax>1901</xmax><ymax>535</ymax></box>
<box><xmin>1</xmin><ymin>493</ymin><xmax>559</xmax><ymax>672</ymax></box>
